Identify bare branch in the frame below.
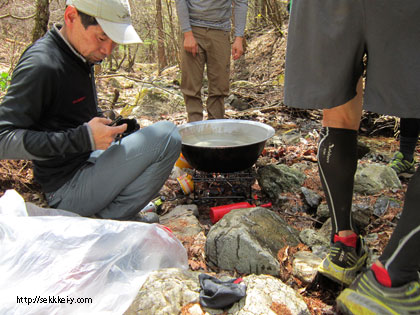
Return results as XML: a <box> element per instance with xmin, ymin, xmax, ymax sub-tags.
<box><xmin>0</xmin><ymin>12</ymin><xmax>36</xmax><ymax>20</ymax></box>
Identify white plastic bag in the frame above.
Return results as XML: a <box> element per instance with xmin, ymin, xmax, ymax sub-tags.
<box><xmin>0</xmin><ymin>190</ymin><xmax>188</xmax><ymax>314</ymax></box>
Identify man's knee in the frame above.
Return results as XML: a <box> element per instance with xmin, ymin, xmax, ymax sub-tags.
<box><xmin>322</xmin><ymin>104</ymin><xmax>362</xmax><ymax>130</ymax></box>
<box><xmin>322</xmin><ymin>78</ymin><xmax>363</xmax><ymax>130</ymax></box>
<box><xmin>152</xmin><ymin>121</ymin><xmax>182</xmax><ymax>154</ymax></box>
<box><xmin>158</xmin><ymin>121</ymin><xmax>181</xmax><ymax>140</ymax></box>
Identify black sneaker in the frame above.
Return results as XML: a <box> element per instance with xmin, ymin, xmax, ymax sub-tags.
<box><xmin>337</xmin><ymin>269</ymin><xmax>420</xmax><ymax>315</ymax></box>
<box><xmin>318</xmin><ymin>236</ymin><xmax>368</xmax><ymax>286</ymax></box>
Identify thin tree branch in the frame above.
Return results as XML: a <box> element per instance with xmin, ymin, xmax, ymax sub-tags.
<box><xmin>0</xmin><ymin>12</ymin><xmax>36</xmax><ymax>20</ymax></box>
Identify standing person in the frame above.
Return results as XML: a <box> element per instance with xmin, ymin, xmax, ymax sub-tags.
<box><xmin>284</xmin><ymin>0</ymin><xmax>420</xmax><ymax>313</ymax></box>
<box><xmin>0</xmin><ymin>0</ymin><xmax>181</xmax><ymax>222</ymax></box>
<box><xmin>388</xmin><ymin>118</ymin><xmax>420</xmax><ymax>178</ymax></box>
<box><xmin>175</xmin><ymin>0</ymin><xmax>248</xmax><ymax>122</ymax></box>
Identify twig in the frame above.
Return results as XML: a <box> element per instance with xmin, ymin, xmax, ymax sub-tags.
<box><xmin>283</xmin><ymin>211</ymin><xmax>324</xmax><ymax>224</ymax></box>
<box><xmin>17</xmin><ymin>160</ymin><xmax>30</xmax><ymax>176</ymax></box>
<box><xmin>0</xmin><ymin>12</ymin><xmax>36</xmax><ymax>20</ymax></box>
<box><xmin>97</xmin><ymin>73</ymin><xmax>180</xmax><ymax>97</ymax></box>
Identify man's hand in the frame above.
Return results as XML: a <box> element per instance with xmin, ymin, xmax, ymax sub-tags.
<box><xmin>183</xmin><ymin>31</ymin><xmax>199</xmax><ymax>57</ymax></box>
<box><xmin>232</xmin><ymin>37</ymin><xmax>244</xmax><ymax>60</ymax></box>
<box><xmin>87</xmin><ymin>117</ymin><xmax>127</xmax><ymax>150</ymax></box>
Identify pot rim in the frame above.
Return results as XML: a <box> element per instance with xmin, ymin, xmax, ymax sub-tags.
<box><xmin>178</xmin><ymin>119</ymin><xmax>275</xmax><ymax>148</ymax></box>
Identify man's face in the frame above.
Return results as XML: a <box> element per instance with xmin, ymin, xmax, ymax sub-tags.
<box><xmin>71</xmin><ymin>13</ymin><xmax>117</xmax><ymax>63</ymax></box>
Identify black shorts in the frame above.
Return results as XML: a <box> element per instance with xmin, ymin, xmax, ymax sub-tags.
<box><xmin>284</xmin><ymin>0</ymin><xmax>420</xmax><ymax>118</ymax></box>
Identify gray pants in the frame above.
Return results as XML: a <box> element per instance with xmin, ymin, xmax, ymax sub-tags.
<box><xmin>46</xmin><ymin>121</ymin><xmax>181</xmax><ymax>219</ymax></box>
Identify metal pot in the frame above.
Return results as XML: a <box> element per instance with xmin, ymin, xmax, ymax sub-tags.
<box><xmin>178</xmin><ymin>119</ymin><xmax>275</xmax><ymax>173</ymax></box>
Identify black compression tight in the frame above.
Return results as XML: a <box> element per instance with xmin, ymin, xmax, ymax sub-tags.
<box><xmin>318</xmin><ymin>127</ymin><xmax>358</xmax><ymax>239</ymax></box>
<box><xmin>399</xmin><ymin>118</ymin><xmax>420</xmax><ymax>161</ymax></box>
<box><xmin>380</xmin><ymin>168</ymin><xmax>420</xmax><ymax>286</ymax></box>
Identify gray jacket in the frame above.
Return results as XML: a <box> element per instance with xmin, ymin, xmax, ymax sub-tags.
<box><xmin>175</xmin><ymin>0</ymin><xmax>248</xmax><ymax>37</ymax></box>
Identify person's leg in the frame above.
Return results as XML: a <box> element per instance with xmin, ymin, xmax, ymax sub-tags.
<box><xmin>204</xmin><ymin>29</ymin><xmax>230</xmax><ymax>120</ymax></box>
<box><xmin>317</xmin><ymin>78</ymin><xmax>368</xmax><ymax>285</ymax></box>
<box><xmin>376</xmin><ymin>168</ymin><xmax>420</xmax><ymax>286</ymax></box>
<box><xmin>389</xmin><ymin>118</ymin><xmax>419</xmax><ymax>176</ymax></box>
<box><xmin>180</xmin><ymin>27</ymin><xmax>206</xmax><ymax>122</ymax></box>
<box><xmin>319</xmin><ymin>77</ymin><xmax>363</xmax><ymax>237</ymax></box>
<box><xmin>46</xmin><ymin>121</ymin><xmax>181</xmax><ymax>219</ymax></box>
<box><xmin>399</xmin><ymin>118</ymin><xmax>420</xmax><ymax>162</ymax></box>
<box><xmin>336</xmin><ymin>168</ymin><xmax>420</xmax><ymax>314</ymax></box>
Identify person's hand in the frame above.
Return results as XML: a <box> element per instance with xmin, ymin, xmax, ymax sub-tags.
<box><xmin>183</xmin><ymin>31</ymin><xmax>199</xmax><ymax>57</ymax></box>
<box><xmin>232</xmin><ymin>37</ymin><xmax>244</xmax><ymax>60</ymax></box>
<box><xmin>87</xmin><ymin>117</ymin><xmax>127</xmax><ymax>150</ymax></box>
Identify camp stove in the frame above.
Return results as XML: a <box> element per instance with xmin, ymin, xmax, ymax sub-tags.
<box><xmin>192</xmin><ymin>168</ymin><xmax>256</xmax><ymax>203</ymax></box>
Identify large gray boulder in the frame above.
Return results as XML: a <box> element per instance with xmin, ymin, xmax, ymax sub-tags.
<box><xmin>206</xmin><ymin>207</ymin><xmax>300</xmax><ymax>275</ymax></box>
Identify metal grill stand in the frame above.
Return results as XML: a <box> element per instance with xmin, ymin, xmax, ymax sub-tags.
<box><xmin>192</xmin><ymin>168</ymin><xmax>256</xmax><ymax>203</ymax></box>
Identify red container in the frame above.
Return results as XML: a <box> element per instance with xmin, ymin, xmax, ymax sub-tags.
<box><xmin>210</xmin><ymin>202</ymin><xmax>272</xmax><ymax>224</ymax></box>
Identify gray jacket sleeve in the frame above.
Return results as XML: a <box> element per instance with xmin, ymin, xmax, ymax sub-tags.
<box><xmin>175</xmin><ymin>0</ymin><xmax>192</xmax><ymax>33</ymax></box>
<box><xmin>233</xmin><ymin>0</ymin><xmax>248</xmax><ymax>37</ymax></box>
<box><xmin>0</xmin><ymin>53</ymin><xmax>93</xmax><ymax>161</ymax></box>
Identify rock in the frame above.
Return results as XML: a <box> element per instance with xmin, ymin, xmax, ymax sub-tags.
<box><xmin>229</xmin><ymin>274</ymin><xmax>310</xmax><ymax>315</ymax></box>
<box><xmin>183</xmin><ymin>303</ymin><xmax>208</xmax><ymax>315</ymax></box>
<box><xmin>280</xmin><ymin>130</ymin><xmax>302</xmax><ymax>145</ymax></box>
<box><xmin>125</xmin><ymin>268</ymin><xmax>200</xmax><ymax>315</ymax></box>
<box><xmin>132</xmin><ymin>87</ymin><xmax>184</xmax><ymax>117</ymax></box>
<box><xmin>352</xmin><ymin>204</ymin><xmax>373</xmax><ymax>231</ymax></box>
<box><xmin>230</xmin><ymin>96</ymin><xmax>250</xmax><ymax>111</ymax></box>
<box><xmin>292</xmin><ymin>251</ymin><xmax>322</xmax><ymax>283</ymax></box>
<box><xmin>318</xmin><ymin>218</ymin><xmax>332</xmax><ymax>240</ymax></box>
<box><xmin>255</xmin><ymin>156</ymin><xmax>273</xmax><ymax>168</ymax></box>
<box><xmin>316</xmin><ymin>203</ymin><xmax>330</xmax><ymax>220</ymax></box>
<box><xmin>299</xmin><ymin>228</ymin><xmax>329</xmax><ymax>248</ymax></box>
<box><xmin>160</xmin><ymin>204</ymin><xmax>203</xmax><ymax>238</ymax></box>
<box><xmin>318</xmin><ymin>203</ymin><xmax>373</xmax><ymax>238</ymax></box>
<box><xmin>266</xmin><ymin>135</ymin><xmax>283</xmax><ymax>147</ymax></box>
<box><xmin>257</xmin><ymin>164</ymin><xmax>306</xmax><ymax>201</ymax></box>
<box><xmin>311</xmin><ymin>245</ymin><xmax>329</xmax><ymax>260</ymax></box>
<box><xmin>291</xmin><ymin>162</ymin><xmax>314</xmax><ymax>173</ymax></box>
<box><xmin>354</xmin><ymin>163</ymin><xmax>402</xmax><ymax>195</ymax></box>
<box><xmin>206</xmin><ymin>207</ymin><xmax>300</xmax><ymax>275</ymax></box>
<box><xmin>126</xmin><ymin>271</ymin><xmax>311</xmax><ymax>315</ymax></box>
<box><xmin>373</xmin><ymin>196</ymin><xmax>400</xmax><ymax>217</ymax></box>
<box><xmin>300</xmin><ymin>187</ymin><xmax>322</xmax><ymax>209</ymax></box>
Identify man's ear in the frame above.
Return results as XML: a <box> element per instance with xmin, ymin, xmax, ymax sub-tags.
<box><xmin>63</xmin><ymin>5</ymin><xmax>78</xmax><ymax>27</ymax></box>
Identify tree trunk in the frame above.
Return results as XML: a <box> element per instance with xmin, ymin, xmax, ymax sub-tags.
<box><xmin>165</xmin><ymin>0</ymin><xmax>180</xmax><ymax>66</ymax></box>
<box><xmin>156</xmin><ymin>0</ymin><xmax>167</xmax><ymax>73</ymax></box>
<box><xmin>32</xmin><ymin>0</ymin><xmax>49</xmax><ymax>43</ymax></box>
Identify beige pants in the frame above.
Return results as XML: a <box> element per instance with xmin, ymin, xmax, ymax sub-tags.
<box><xmin>180</xmin><ymin>26</ymin><xmax>231</xmax><ymax>122</ymax></box>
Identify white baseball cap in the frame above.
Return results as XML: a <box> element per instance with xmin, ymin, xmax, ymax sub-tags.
<box><xmin>66</xmin><ymin>0</ymin><xmax>142</xmax><ymax>44</ymax></box>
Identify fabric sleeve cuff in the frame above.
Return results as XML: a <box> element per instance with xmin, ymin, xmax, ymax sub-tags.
<box><xmin>84</xmin><ymin>122</ymin><xmax>96</xmax><ymax>151</ymax></box>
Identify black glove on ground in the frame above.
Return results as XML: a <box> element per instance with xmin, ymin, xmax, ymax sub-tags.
<box><xmin>199</xmin><ymin>273</ymin><xmax>247</xmax><ymax>309</ymax></box>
